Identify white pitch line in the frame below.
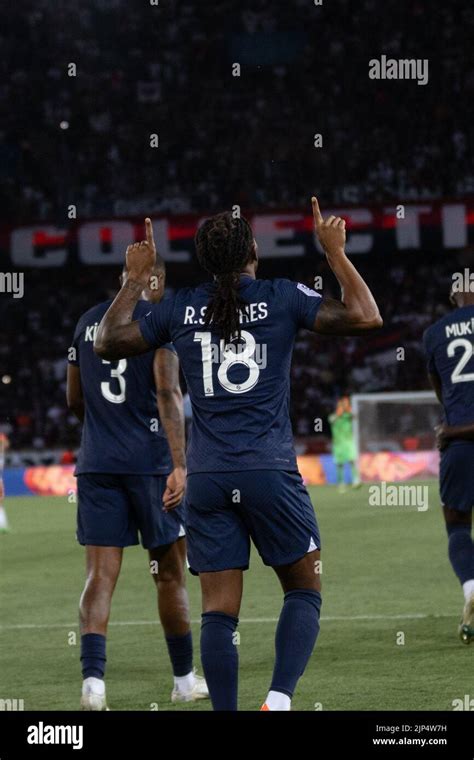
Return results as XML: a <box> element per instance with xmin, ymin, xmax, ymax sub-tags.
<box><xmin>0</xmin><ymin>612</ymin><xmax>458</xmax><ymax>632</ymax></box>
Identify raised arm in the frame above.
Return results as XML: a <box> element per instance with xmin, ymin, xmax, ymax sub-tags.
<box><xmin>153</xmin><ymin>347</ymin><xmax>186</xmax><ymax>510</ymax></box>
<box><xmin>94</xmin><ymin>219</ymin><xmax>156</xmax><ymax>360</ymax></box>
<box><xmin>311</xmin><ymin>198</ymin><xmax>383</xmax><ymax>335</ymax></box>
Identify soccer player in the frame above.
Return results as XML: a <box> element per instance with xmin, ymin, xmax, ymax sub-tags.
<box><xmin>94</xmin><ymin>198</ymin><xmax>382</xmax><ymax>710</ymax></box>
<box><xmin>0</xmin><ymin>432</ymin><xmax>9</xmax><ymax>533</ymax></box>
<box><xmin>424</xmin><ymin>284</ymin><xmax>474</xmax><ymax>644</ymax></box>
<box><xmin>328</xmin><ymin>396</ymin><xmax>361</xmax><ymax>492</ymax></box>
<box><xmin>67</xmin><ymin>260</ymin><xmax>208</xmax><ymax>710</ymax></box>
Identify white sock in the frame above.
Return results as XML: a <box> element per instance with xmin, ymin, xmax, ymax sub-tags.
<box><xmin>265</xmin><ymin>690</ymin><xmax>291</xmax><ymax>711</ymax></box>
<box><xmin>83</xmin><ymin>677</ymin><xmax>105</xmax><ymax>695</ymax></box>
<box><xmin>462</xmin><ymin>579</ymin><xmax>474</xmax><ymax>603</ymax></box>
<box><xmin>0</xmin><ymin>505</ymin><xmax>8</xmax><ymax>530</ymax></box>
<box><xmin>174</xmin><ymin>671</ymin><xmax>195</xmax><ymax>693</ymax></box>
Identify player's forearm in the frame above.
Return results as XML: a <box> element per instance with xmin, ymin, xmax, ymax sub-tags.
<box><xmin>326</xmin><ymin>250</ymin><xmax>382</xmax><ymax>330</ymax></box>
<box><xmin>95</xmin><ymin>279</ymin><xmax>147</xmax><ymax>360</ymax></box>
<box><xmin>444</xmin><ymin>423</ymin><xmax>474</xmax><ymax>442</ymax></box>
<box><xmin>70</xmin><ymin>402</ymin><xmax>85</xmax><ymax>423</ymax></box>
<box><xmin>311</xmin><ymin>198</ymin><xmax>382</xmax><ymax>332</ymax></box>
<box><xmin>156</xmin><ymin>389</ymin><xmax>187</xmax><ymax>470</ymax></box>
<box><xmin>66</xmin><ymin>366</ymin><xmax>85</xmax><ymax>422</ymax></box>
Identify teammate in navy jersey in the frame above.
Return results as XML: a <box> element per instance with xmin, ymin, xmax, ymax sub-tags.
<box><xmin>95</xmin><ymin>198</ymin><xmax>382</xmax><ymax>710</ymax></box>
<box><xmin>424</xmin><ymin>286</ymin><xmax>474</xmax><ymax>644</ymax></box>
<box><xmin>67</xmin><ymin>261</ymin><xmax>208</xmax><ymax>709</ymax></box>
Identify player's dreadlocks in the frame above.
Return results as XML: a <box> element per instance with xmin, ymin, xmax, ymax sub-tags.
<box><xmin>195</xmin><ymin>212</ymin><xmax>254</xmax><ymax>344</ymax></box>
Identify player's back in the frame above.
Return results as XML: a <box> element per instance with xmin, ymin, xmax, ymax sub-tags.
<box><xmin>424</xmin><ymin>305</ymin><xmax>474</xmax><ymax>427</ymax></box>
<box><xmin>139</xmin><ymin>276</ymin><xmax>322</xmax><ymax>473</ymax></box>
<box><xmin>72</xmin><ymin>300</ymin><xmax>172</xmax><ymax>475</ymax></box>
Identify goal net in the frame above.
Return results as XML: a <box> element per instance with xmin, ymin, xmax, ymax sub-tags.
<box><xmin>351</xmin><ymin>391</ymin><xmax>441</xmax><ymax>461</ymax></box>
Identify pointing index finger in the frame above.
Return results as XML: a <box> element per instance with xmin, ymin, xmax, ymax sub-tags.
<box><xmin>145</xmin><ymin>217</ymin><xmax>155</xmax><ymax>249</ymax></box>
<box><xmin>311</xmin><ymin>196</ymin><xmax>323</xmax><ymax>227</ymax></box>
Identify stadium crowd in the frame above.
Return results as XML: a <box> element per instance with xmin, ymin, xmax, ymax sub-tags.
<box><xmin>1</xmin><ymin>0</ymin><xmax>471</xmax><ymax>455</ymax></box>
<box><xmin>1</xmin><ymin>0</ymin><xmax>473</xmax><ymax>224</ymax></box>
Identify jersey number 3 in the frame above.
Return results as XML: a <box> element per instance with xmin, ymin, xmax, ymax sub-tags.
<box><xmin>448</xmin><ymin>338</ymin><xmax>474</xmax><ymax>384</ymax></box>
<box><xmin>101</xmin><ymin>359</ymin><xmax>127</xmax><ymax>403</ymax></box>
<box><xmin>195</xmin><ymin>331</ymin><xmax>260</xmax><ymax>396</ymax></box>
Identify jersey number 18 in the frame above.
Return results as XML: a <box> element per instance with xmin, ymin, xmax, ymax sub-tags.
<box><xmin>194</xmin><ymin>331</ymin><xmax>260</xmax><ymax>397</ymax></box>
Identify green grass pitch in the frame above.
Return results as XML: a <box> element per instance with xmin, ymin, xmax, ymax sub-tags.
<box><xmin>0</xmin><ymin>482</ymin><xmax>471</xmax><ymax>711</ymax></box>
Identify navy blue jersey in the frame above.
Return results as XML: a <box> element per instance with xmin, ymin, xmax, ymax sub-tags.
<box><xmin>70</xmin><ymin>300</ymin><xmax>174</xmax><ymax>475</ymax></box>
<box><xmin>423</xmin><ymin>305</ymin><xmax>474</xmax><ymax>426</ymax></box>
<box><xmin>138</xmin><ymin>276</ymin><xmax>323</xmax><ymax>474</ymax></box>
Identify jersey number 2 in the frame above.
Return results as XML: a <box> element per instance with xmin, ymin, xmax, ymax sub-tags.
<box><xmin>448</xmin><ymin>338</ymin><xmax>474</xmax><ymax>384</ymax></box>
<box><xmin>101</xmin><ymin>359</ymin><xmax>127</xmax><ymax>403</ymax></box>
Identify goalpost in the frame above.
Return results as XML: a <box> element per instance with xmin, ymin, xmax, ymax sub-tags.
<box><xmin>351</xmin><ymin>391</ymin><xmax>440</xmax><ymax>462</ymax></box>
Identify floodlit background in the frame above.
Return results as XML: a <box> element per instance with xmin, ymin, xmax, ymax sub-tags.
<box><xmin>1</xmin><ymin>0</ymin><xmax>473</xmax><ymax>710</ymax></box>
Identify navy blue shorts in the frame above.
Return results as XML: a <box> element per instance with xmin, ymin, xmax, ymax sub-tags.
<box><xmin>77</xmin><ymin>473</ymin><xmax>185</xmax><ymax>549</ymax></box>
<box><xmin>184</xmin><ymin>470</ymin><xmax>320</xmax><ymax>574</ymax></box>
<box><xmin>440</xmin><ymin>442</ymin><xmax>474</xmax><ymax>513</ymax></box>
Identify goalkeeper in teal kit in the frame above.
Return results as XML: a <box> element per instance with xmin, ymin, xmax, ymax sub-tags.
<box><xmin>329</xmin><ymin>396</ymin><xmax>361</xmax><ymax>492</ymax></box>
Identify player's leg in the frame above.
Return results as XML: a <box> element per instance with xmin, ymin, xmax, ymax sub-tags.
<box><xmin>262</xmin><ymin>551</ymin><xmax>322</xmax><ymax>711</ymax></box>
<box><xmin>199</xmin><ymin>569</ymin><xmax>243</xmax><ymax>711</ymax></box>
<box><xmin>125</xmin><ymin>473</ymin><xmax>208</xmax><ymax>702</ymax></box>
<box><xmin>149</xmin><ymin>538</ymin><xmax>189</xmax><ymax>635</ymax></box>
<box><xmin>76</xmin><ymin>473</ymin><xmax>137</xmax><ymax>709</ymax></box>
<box><xmin>344</xmin><ymin>456</ymin><xmax>353</xmax><ymax>487</ymax></box>
<box><xmin>185</xmin><ymin>472</ymin><xmax>250</xmax><ymax>711</ymax></box>
<box><xmin>0</xmin><ymin>476</ymin><xmax>9</xmax><ymax>533</ymax></box>
<box><xmin>149</xmin><ymin>538</ymin><xmax>208</xmax><ymax>703</ymax></box>
<box><xmin>237</xmin><ymin>470</ymin><xmax>322</xmax><ymax>711</ymax></box>
<box><xmin>443</xmin><ymin>506</ymin><xmax>474</xmax><ymax>643</ymax></box>
<box><xmin>0</xmin><ymin>434</ymin><xmax>8</xmax><ymax>533</ymax></box>
<box><xmin>80</xmin><ymin>546</ymin><xmax>123</xmax><ymax>633</ymax></box>
<box><xmin>439</xmin><ymin>445</ymin><xmax>474</xmax><ymax>643</ymax></box>
<box><xmin>334</xmin><ymin>453</ymin><xmax>347</xmax><ymax>493</ymax></box>
<box><xmin>349</xmin><ymin>460</ymin><xmax>361</xmax><ymax>488</ymax></box>
<box><xmin>79</xmin><ymin>545</ymin><xmax>123</xmax><ymax>709</ymax></box>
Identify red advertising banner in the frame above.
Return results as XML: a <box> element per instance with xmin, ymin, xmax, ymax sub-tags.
<box><xmin>359</xmin><ymin>451</ymin><xmax>440</xmax><ymax>483</ymax></box>
<box><xmin>24</xmin><ymin>465</ymin><xmax>76</xmax><ymax>497</ymax></box>
<box><xmin>13</xmin><ymin>453</ymin><xmax>439</xmax><ymax>497</ymax></box>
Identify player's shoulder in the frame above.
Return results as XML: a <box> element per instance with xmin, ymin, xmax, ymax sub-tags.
<box><xmin>173</xmin><ymin>285</ymin><xmax>202</xmax><ymax>303</ymax></box>
<box><xmin>424</xmin><ymin>307</ymin><xmax>474</xmax><ymax>346</ymax></box>
<box><xmin>254</xmin><ymin>277</ymin><xmax>297</xmax><ymax>291</ymax></box>
<box><xmin>423</xmin><ymin>309</ymin><xmax>450</xmax><ymax>339</ymax></box>
<box><xmin>248</xmin><ymin>277</ymin><xmax>322</xmax><ymax>300</ymax></box>
<box><xmin>152</xmin><ymin>288</ymin><xmax>195</xmax><ymax>323</ymax></box>
<box><xmin>74</xmin><ymin>299</ymin><xmax>113</xmax><ymax>335</ymax></box>
<box><xmin>133</xmin><ymin>299</ymin><xmax>156</xmax><ymax>319</ymax></box>
<box><xmin>272</xmin><ymin>277</ymin><xmax>321</xmax><ymax>297</ymax></box>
